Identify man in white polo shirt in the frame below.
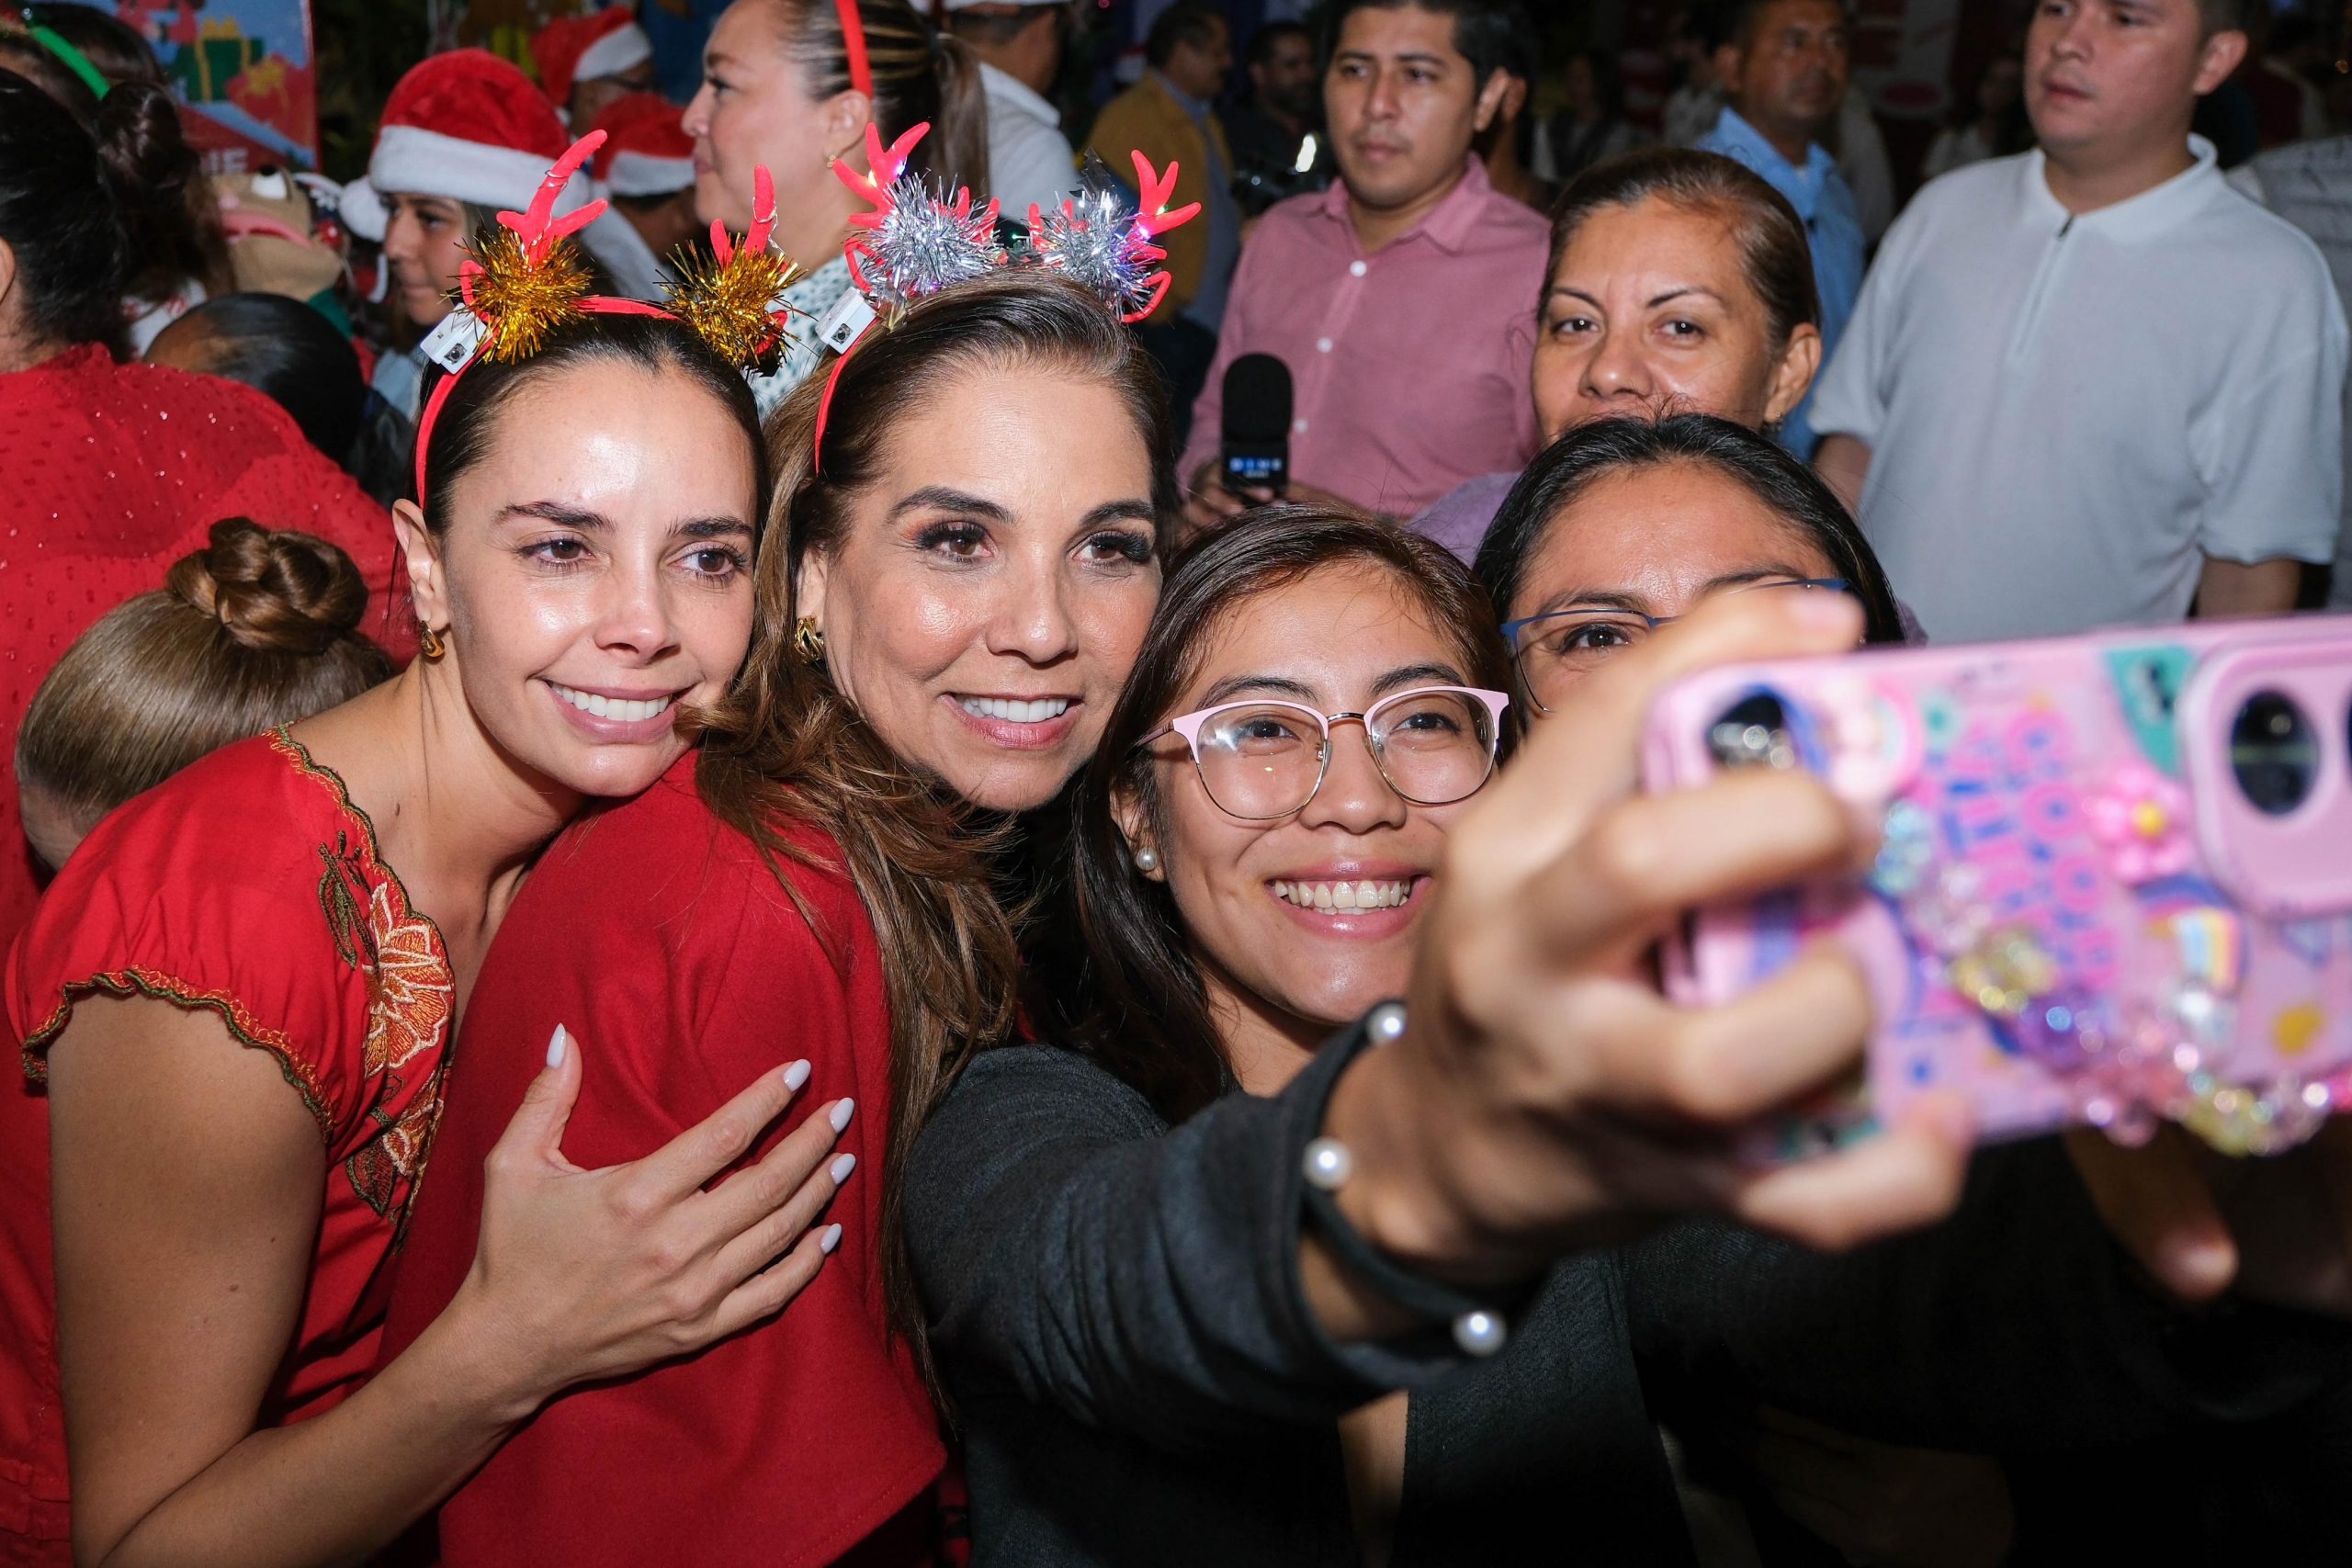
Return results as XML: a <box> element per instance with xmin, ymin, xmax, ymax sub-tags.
<box><xmin>1811</xmin><ymin>0</ymin><xmax>2346</xmax><ymax>643</ymax></box>
<box><xmin>944</xmin><ymin>0</ymin><xmax>1082</xmax><ymax>221</ymax></box>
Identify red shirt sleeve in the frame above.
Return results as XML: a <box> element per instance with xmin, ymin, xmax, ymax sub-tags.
<box><xmin>10</xmin><ymin>736</ymin><xmax>378</xmax><ymax>1134</ymax></box>
<box><xmin>384</xmin><ymin>761</ymin><xmax>942</xmax><ymax>1568</ymax></box>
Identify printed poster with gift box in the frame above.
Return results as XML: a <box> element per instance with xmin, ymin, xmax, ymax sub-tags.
<box><xmin>56</xmin><ymin>0</ymin><xmax>319</xmax><ymax>172</ymax></box>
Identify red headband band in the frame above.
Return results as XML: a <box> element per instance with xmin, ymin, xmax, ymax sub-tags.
<box><xmin>414</xmin><ymin>134</ymin><xmax>805</xmax><ymax>508</ymax></box>
<box><xmin>834</xmin><ymin>0</ymin><xmax>874</xmax><ymax>99</ymax></box>
<box><xmin>413</xmin><ymin>134</ymin><xmax>614</xmax><ymax>505</ymax></box>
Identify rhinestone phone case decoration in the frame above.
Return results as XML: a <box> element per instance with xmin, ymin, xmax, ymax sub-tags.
<box><xmin>1642</xmin><ymin>617</ymin><xmax>2352</xmax><ymax>1162</ymax></box>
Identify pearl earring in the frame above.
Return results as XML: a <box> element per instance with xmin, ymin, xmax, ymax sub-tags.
<box><xmin>1132</xmin><ymin>845</ymin><xmax>1159</xmax><ymax>874</ymax></box>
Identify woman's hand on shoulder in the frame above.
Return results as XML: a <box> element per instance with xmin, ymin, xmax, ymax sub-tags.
<box><xmin>1327</xmin><ymin>590</ymin><xmax>1975</xmax><ymax>1294</ymax></box>
<box><xmin>447</xmin><ymin>1030</ymin><xmax>855</xmax><ymax>1412</ymax></box>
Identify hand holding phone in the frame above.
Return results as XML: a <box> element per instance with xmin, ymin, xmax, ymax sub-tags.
<box><xmin>1643</xmin><ymin>616</ymin><xmax>2352</xmax><ymax>1164</ymax></box>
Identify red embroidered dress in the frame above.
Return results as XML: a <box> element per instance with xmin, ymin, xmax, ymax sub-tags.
<box><xmin>0</xmin><ymin>730</ymin><xmax>453</xmax><ymax>1561</ymax></box>
<box><xmin>383</xmin><ymin>754</ymin><xmax>944</xmax><ymax>1568</ymax></box>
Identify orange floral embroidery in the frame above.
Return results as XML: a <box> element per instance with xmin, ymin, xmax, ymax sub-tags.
<box><xmin>346</xmin><ymin>1060</ymin><xmax>450</xmax><ymax>1226</ymax></box>
<box><xmin>278</xmin><ymin>730</ymin><xmax>457</xmax><ymax>1234</ymax></box>
<box><xmin>361</xmin><ymin>879</ymin><xmax>453</xmax><ymax>1077</ymax></box>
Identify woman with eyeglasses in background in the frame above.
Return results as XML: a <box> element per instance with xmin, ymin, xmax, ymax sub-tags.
<box><xmin>1468</xmin><ymin>412</ymin><xmax>2352</xmax><ymax>1566</ymax></box>
<box><xmin>1476</xmin><ymin>412</ymin><xmax>1905</xmax><ymax>725</ymax></box>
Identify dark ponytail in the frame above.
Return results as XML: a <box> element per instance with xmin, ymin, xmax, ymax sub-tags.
<box><xmin>91</xmin><ymin>79</ymin><xmax>221</xmax><ymax>310</ymax></box>
<box><xmin>1</xmin><ymin>8</ymin><xmax>229</xmax><ymax>309</ymax></box>
<box><xmin>775</xmin><ymin>0</ymin><xmax>990</xmax><ymax>196</ymax></box>
<box><xmin>0</xmin><ymin>68</ymin><xmax>130</xmax><ymax>349</ymax></box>
<box><xmin>927</xmin><ymin>31</ymin><xmax>990</xmax><ymax>207</ymax></box>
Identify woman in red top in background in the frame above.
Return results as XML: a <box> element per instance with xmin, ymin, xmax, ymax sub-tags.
<box><xmin>382</xmin><ymin>268</ymin><xmax>1177</xmax><ymax>1565</ymax></box>
<box><xmin>0</xmin><ymin>73</ymin><xmax>399</xmax><ymax>950</ymax></box>
<box><xmin>0</xmin><ymin>293</ymin><xmax>855</xmax><ymax>1562</ymax></box>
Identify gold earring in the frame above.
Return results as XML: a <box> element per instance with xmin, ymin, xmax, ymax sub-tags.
<box><xmin>792</xmin><ymin>615</ymin><xmax>826</xmax><ymax>665</ymax></box>
<box><xmin>419</xmin><ymin>625</ymin><xmax>447</xmax><ymax>660</ymax></box>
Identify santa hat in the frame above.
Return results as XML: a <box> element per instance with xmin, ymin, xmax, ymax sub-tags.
<box><xmin>534</xmin><ymin>7</ymin><xmax>653</xmax><ymax>108</ymax></box>
<box><xmin>341</xmin><ymin>51</ymin><xmax>590</xmax><ymax>243</ymax></box>
<box><xmin>589</xmin><ymin>91</ymin><xmax>694</xmax><ymax>197</ymax></box>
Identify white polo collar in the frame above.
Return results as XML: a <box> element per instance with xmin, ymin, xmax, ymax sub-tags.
<box><xmin>2021</xmin><ymin>136</ymin><xmax>2221</xmax><ymax>243</ymax></box>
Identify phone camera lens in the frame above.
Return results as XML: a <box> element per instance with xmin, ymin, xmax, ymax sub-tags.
<box><xmin>1708</xmin><ymin>692</ymin><xmax>1796</xmax><ymax>772</ymax></box>
<box><xmin>2230</xmin><ymin>690</ymin><xmax>2318</xmax><ymax>816</ymax></box>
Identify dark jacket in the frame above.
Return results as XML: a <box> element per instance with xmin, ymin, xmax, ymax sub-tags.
<box><xmin>906</xmin><ymin>1032</ymin><xmax>2352</xmax><ymax>1566</ymax></box>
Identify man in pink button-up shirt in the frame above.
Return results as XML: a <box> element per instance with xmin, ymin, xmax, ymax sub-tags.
<box><xmin>1180</xmin><ymin>0</ymin><xmax>1550</xmax><ymax>527</ymax></box>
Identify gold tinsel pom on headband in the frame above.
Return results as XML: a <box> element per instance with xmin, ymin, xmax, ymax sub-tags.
<box><xmin>466</xmin><ymin>224</ymin><xmax>595</xmax><ymax>363</ymax></box>
<box><xmin>450</xmin><ymin>130</ymin><xmax>609</xmax><ymax>364</ymax></box>
<box><xmin>665</xmin><ymin>165</ymin><xmax>806</xmax><ymax>375</ymax></box>
<box><xmin>665</xmin><ymin>245</ymin><xmax>804</xmax><ymax>374</ymax></box>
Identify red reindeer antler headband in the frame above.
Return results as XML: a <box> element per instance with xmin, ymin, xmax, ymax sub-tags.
<box><xmin>413</xmin><ymin>133</ymin><xmax>808</xmax><ymax>507</ymax></box>
<box><xmin>665</xmin><ymin>164</ymin><xmax>808</xmax><ymax>367</ymax></box>
<box><xmin>808</xmin><ymin>124</ymin><xmax>1197</xmax><ymax>468</ymax></box>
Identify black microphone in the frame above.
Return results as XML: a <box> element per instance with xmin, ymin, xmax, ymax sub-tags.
<box><xmin>1219</xmin><ymin>353</ymin><xmax>1292</xmax><ymax>500</ymax></box>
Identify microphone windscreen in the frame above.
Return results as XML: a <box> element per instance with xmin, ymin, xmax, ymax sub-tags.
<box><xmin>1222</xmin><ymin>354</ymin><xmax>1294</xmax><ymax>446</ymax></box>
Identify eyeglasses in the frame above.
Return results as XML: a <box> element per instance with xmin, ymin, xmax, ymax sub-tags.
<box><xmin>1143</xmin><ymin>685</ymin><xmax>1511</xmax><ymax>821</ymax></box>
<box><xmin>1501</xmin><ymin>579</ymin><xmax>1851</xmax><ymax>713</ymax></box>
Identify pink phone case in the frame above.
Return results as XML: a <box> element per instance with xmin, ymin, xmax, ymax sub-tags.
<box><xmin>1641</xmin><ymin>615</ymin><xmax>2352</xmax><ymax>1162</ymax></box>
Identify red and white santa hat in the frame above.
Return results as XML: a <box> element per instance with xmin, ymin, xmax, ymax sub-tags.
<box><xmin>534</xmin><ymin>6</ymin><xmax>653</xmax><ymax>110</ymax></box>
<box><xmin>588</xmin><ymin>91</ymin><xmax>694</xmax><ymax>197</ymax></box>
<box><xmin>341</xmin><ymin>50</ymin><xmax>593</xmax><ymax>243</ymax></box>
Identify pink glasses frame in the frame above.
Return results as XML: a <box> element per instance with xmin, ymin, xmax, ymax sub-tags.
<box><xmin>1148</xmin><ymin>685</ymin><xmax>1512</xmax><ymax>819</ymax></box>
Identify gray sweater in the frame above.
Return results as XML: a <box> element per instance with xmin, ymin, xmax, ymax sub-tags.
<box><xmin>906</xmin><ymin>1032</ymin><xmax>2352</xmax><ymax>1566</ymax></box>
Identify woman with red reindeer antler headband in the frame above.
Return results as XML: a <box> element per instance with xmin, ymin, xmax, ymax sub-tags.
<box><xmin>0</xmin><ymin>138</ymin><xmax>854</xmax><ymax>1568</ymax></box>
<box><xmin>683</xmin><ymin>0</ymin><xmax>991</xmax><ymax>415</ymax></box>
<box><xmin>376</xmin><ymin>121</ymin><xmax>1200</xmax><ymax>1568</ymax></box>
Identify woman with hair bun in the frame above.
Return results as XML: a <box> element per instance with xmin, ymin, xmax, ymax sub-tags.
<box><xmin>683</xmin><ymin>0</ymin><xmax>991</xmax><ymax>410</ymax></box>
<box><xmin>0</xmin><ymin>70</ymin><xmax>396</xmax><ymax>951</ymax></box>
<box><xmin>15</xmin><ymin>520</ymin><xmax>395</xmax><ymax>874</ymax></box>
<box><xmin>0</xmin><ymin>4</ymin><xmax>231</xmax><ymax>351</ymax></box>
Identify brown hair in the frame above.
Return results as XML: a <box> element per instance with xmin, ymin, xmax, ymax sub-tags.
<box><xmin>760</xmin><ymin>0</ymin><xmax>990</xmax><ymax>196</ymax></box>
<box><xmin>1544</xmin><ymin>146</ymin><xmax>1820</xmax><ymax>352</ymax></box>
<box><xmin>420</xmin><ymin>311</ymin><xmax>763</xmax><ymax>536</ymax></box>
<box><xmin>1069</xmin><ymin>509</ymin><xmax>1510</xmax><ymax>1122</ymax></box>
<box><xmin>694</xmin><ymin>268</ymin><xmax>1174</xmax><ymax>1371</ymax></box>
<box><xmin>16</xmin><ymin>520</ymin><xmax>393</xmax><ymax>829</ymax></box>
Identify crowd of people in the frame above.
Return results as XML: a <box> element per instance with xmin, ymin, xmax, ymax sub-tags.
<box><xmin>3</xmin><ymin>0</ymin><xmax>2352</xmax><ymax>1564</ymax></box>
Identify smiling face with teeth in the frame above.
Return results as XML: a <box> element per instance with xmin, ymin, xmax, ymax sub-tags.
<box><xmin>396</xmin><ymin>355</ymin><xmax>760</xmax><ymax>805</ymax></box>
<box><xmin>794</xmin><ymin>364</ymin><xmax>1162</xmax><ymax>811</ymax></box>
<box><xmin>1119</xmin><ymin>562</ymin><xmax>1487</xmax><ymax>1056</ymax></box>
